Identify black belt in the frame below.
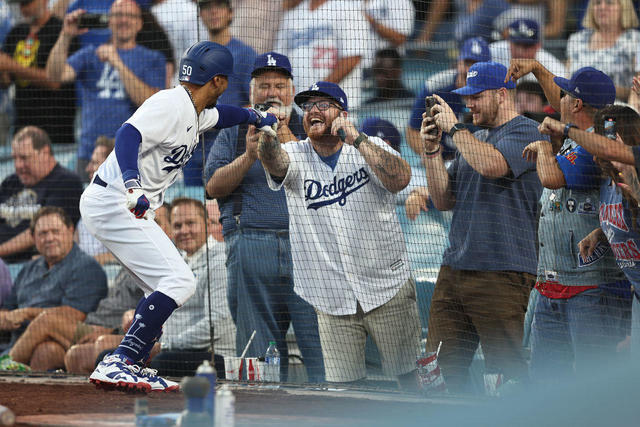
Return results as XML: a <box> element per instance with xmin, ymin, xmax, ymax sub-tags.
<box><xmin>93</xmin><ymin>174</ymin><xmax>108</xmax><ymax>188</ymax></box>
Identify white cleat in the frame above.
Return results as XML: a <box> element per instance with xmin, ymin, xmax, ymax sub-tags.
<box><xmin>138</xmin><ymin>367</ymin><xmax>180</xmax><ymax>392</ymax></box>
<box><xmin>89</xmin><ymin>354</ymin><xmax>149</xmax><ymax>392</ymax></box>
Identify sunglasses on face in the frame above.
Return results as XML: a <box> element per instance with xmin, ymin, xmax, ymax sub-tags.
<box><xmin>301</xmin><ymin>101</ymin><xmax>342</xmax><ymax>112</ymax></box>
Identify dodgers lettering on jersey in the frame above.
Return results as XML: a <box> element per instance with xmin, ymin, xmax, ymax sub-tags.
<box><xmin>95</xmin><ymin>86</ymin><xmax>220</xmax><ymax>209</ymax></box>
<box><xmin>304</xmin><ymin>167</ymin><xmax>370</xmax><ymax>210</ymax></box>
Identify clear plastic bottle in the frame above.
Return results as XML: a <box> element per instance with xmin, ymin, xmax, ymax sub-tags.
<box><xmin>264</xmin><ymin>341</ymin><xmax>280</xmax><ymax>383</ymax></box>
<box><xmin>214</xmin><ymin>385</ymin><xmax>235</xmax><ymax>427</ymax></box>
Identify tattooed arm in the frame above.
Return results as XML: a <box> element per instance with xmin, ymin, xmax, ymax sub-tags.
<box><xmin>357</xmin><ymin>138</ymin><xmax>412</xmax><ymax>193</ymax></box>
<box><xmin>257</xmin><ymin>131</ymin><xmax>290</xmax><ymax>179</ymax></box>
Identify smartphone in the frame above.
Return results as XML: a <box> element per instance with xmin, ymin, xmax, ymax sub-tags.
<box><xmin>604</xmin><ymin>117</ymin><xmax>616</xmax><ymax>140</ymax></box>
<box><xmin>424</xmin><ymin>96</ymin><xmax>438</xmax><ymax>136</ymax></box>
<box><xmin>78</xmin><ymin>13</ymin><xmax>109</xmax><ymax>29</ymax></box>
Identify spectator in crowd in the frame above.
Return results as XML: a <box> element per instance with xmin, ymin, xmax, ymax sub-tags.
<box><xmin>76</xmin><ymin>136</ymin><xmax>115</xmax><ymax>264</ymax></box>
<box><xmin>9</xmin><ymin>203</ymin><xmax>170</xmax><ymax>372</ymax></box>
<box><xmin>515</xmin><ymin>81</ymin><xmax>547</xmax><ymax>115</ymax></box>
<box><xmin>0</xmin><ymin>259</ymin><xmax>11</xmax><ymax>307</ymax></box>
<box><xmin>490</xmin><ymin>19</ymin><xmax>566</xmax><ymax>82</ymax></box>
<box><xmin>567</xmin><ymin>0</ymin><xmax>639</xmax><ymax>102</ymax></box>
<box><xmin>417</xmin><ymin>62</ymin><xmax>545</xmax><ymax>391</ymax></box>
<box><xmin>258</xmin><ymin>81</ymin><xmax>420</xmax><ymax>389</ymax></box>
<box><xmin>148</xmin><ymin>198</ymin><xmax>236</xmax><ymax>376</ymax></box>
<box><xmin>364</xmin><ymin>0</ymin><xmax>415</xmax><ymax>51</ymax></box>
<box><xmin>181</xmin><ymin>0</ymin><xmax>257</xmax><ymax>186</ymax></box>
<box><xmin>0</xmin><ymin>126</ymin><xmax>83</xmax><ymax>263</ymax></box>
<box><xmin>406</xmin><ymin>37</ymin><xmax>491</xmax><ymax>157</ymax></box>
<box><xmin>229</xmin><ymin>0</ymin><xmax>284</xmax><ymax>54</ymax></box>
<box><xmin>0</xmin><ymin>1</ymin><xmax>13</xmax><ymax>145</ymax></box>
<box><xmin>46</xmin><ymin>0</ymin><xmax>166</xmax><ymax>180</ymax></box>
<box><xmin>275</xmin><ymin>0</ymin><xmax>369</xmax><ymax>111</ymax></box>
<box><xmin>1</xmin><ymin>0</ymin><xmax>78</xmax><ymax>146</ymax></box>
<box><xmin>0</xmin><ymin>207</ymin><xmax>107</xmax><ymax>369</ymax></box>
<box><xmin>519</xmin><ymin>66</ymin><xmax>630</xmax><ymax>381</ymax></box>
<box><xmin>205</xmin><ymin>52</ymin><xmax>324</xmax><ymax>382</ymax></box>
<box><xmin>366</xmin><ymin>48</ymin><xmax>413</xmax><ymax>104</ymax></box>
<box><xmin>417</xmin><ymin>0</ymin><xmax>509</xmax><ymax>44</ymax></box>
<box><xmin>493</xmin><ymin>0</ymin><xmax>568</xmax><ymax>40</ymax></box>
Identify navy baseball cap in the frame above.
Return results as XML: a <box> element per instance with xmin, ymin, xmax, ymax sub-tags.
<box><xmin>294</xmin><ymin>81</ymin><xmax>348</xmax><ymax>111</ymax></box>
<box><xmin>360</xmin><ymin>118</ymin><xmax>401</xmax><ymax>152</ymax></box>
<box><xmin>553</xmin><ymin>67</ymin><xmax>615</xmax><ymax>109</ymax></box>
<box><xmin>452</xmin><ymin>61</ymin><xmax>516</xmax><ymax>96</ymax></box>
<box><xmin>459</xmin><ymin>37</ymin><xmax>491</xmax><ymax>63</ymax></box>
<box><xmin>507</xmin><ymin>19</ymin><xmax>539</xmax><ymax>45</ymax></box>
<box><xmin>251</xmin><ymin>52</ymin><xmax>293</xmax><ymax>78</ymax></box>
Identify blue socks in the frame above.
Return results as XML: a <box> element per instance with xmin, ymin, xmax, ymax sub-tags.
<box><xmin>114</xmin><ymin>291</ymin><xmax>177</xmax><ymax>364</ymax></box>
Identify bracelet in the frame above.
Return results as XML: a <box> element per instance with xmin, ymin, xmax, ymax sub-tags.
<box><xmin>563</xmin><ymin>122</ymin><xmax>578</xmax><ymax>139</ymax></box>
<box><xmin>353</xmin><ymin>132</ymin><xmax>368</xmax><ymax>149</ymax></box>
<box><xmin>422</xmin><ymin>146</ymin><xmax>441</xmax><ymax>158</ymax></box>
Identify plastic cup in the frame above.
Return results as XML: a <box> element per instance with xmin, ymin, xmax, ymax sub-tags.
<box><xmin>224</xmin><ymin>356</ymin><xmax>242</xmax><ymax>381</ymax></box>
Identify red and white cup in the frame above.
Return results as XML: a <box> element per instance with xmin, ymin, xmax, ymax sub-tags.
<box><xmin>416</xmin><ymin>351</ymin><xmax>447</xmax><ymax>393</ymax></box>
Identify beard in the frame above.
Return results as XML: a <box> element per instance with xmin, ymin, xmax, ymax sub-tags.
<box><xmin>473</xmin><ymin>95</ymin><xmax>500</xmax><ymax>127</ymax></box>
<box><xmin>250</xmin><ymin>96</ymin><xmax>293</xmax><ymax>119</ymax></box>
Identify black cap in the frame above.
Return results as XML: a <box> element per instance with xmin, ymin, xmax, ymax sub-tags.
<box><xmin>198</xmin><ymin>0</ymin><xmax>231</xmax><ymax>7</ymax></box>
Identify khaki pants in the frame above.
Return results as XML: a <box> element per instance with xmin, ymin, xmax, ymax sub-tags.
<box><xmin>316</xmin><ymin>278</ymin><xmax>421</xmax><ymax>382</ymax></box>
<box><xmin>425</xmin><ymin>266</ymin><xmax>533</xmax><ymax>392</ymax></box>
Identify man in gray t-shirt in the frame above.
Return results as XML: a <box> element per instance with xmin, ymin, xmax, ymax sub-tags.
<box><xmin>416</xmin><ymin>61</ymin><xmax>545</xmax><ymax>392</ymax></box>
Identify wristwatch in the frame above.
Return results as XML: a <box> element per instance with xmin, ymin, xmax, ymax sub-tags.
<box><xmin>353</xmin><ymin>132</ymin><xmax>368</xmax><ymax>149</ymax></box>
<box><xmin>563</xmin><ymin>122</ymin><xmax>578</xmax><ymax>139</ymax></box>
<box><xmin>448</xmin><ymin>122</ymin><xmax>468</xmax><ymax>138</ymax></box>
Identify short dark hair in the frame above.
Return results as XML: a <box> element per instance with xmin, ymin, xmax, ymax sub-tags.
<box><xmin>516</xmin><ymin>81</ymin><xmax>545</xmax><ymax>99</ymax></box>
<box><xmin>375</xmin><ymin>48</ymin><xmax>402</xmax><ymax>67</ymax></box>
<box><xmin>170</xmin><ymin>198</ymin><xmax>206</xmax><ymax>220</ymax></box>
<box><xmin>13</xmin><ymin>126</ymin><xmax>52</xmax><ymax>152</ymax></box>
<box><xmin>30</xmin><ymin>206</ymin><xmax>73</xmax><ymax>233</ymax></box>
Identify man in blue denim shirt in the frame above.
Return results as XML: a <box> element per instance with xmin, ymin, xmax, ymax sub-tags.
<box><xmin>0</xmin><ymin>206</ymin><xmax>107</xmax><ymax>369</ymax></box>
<box><xmin>204</xmin><ymin>52</ymin><xmax>324</xmax><ymax>382</ymax></box>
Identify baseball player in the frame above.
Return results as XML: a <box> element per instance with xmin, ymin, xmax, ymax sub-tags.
<box><xmin>79</xmin><ymin>40</ymin><xmax>277</xmax><ymax>392</ymax></box>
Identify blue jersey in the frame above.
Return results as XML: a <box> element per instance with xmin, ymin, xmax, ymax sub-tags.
<box><xmin>68</xmin><ymin>44</ymin><xmax>165</xmax><ymax>159</ymax></box>
<box><xmin>217</xmin><ymin>38</ymin><xmax>256</xmax><ymax>107</ymax></box>
<box><xmin>599</xmin><ymin>178</ymin><xmax>640</xmax><ymax>293</ymax></box>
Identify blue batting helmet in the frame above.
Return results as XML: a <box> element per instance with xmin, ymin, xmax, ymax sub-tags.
<box><xmin>178</xmin><ymin>41</ymin><xmax>234</xmax><ymax>85</ymax></box>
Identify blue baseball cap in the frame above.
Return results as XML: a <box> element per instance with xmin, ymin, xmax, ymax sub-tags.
<box><xmin>452</xmin><ymin>61</ymin><xmax>516</xmax><ymax>96</ymax></box>
<box><xmin>251</xmin><ymin>52</ymin><xmax>293</xmax><ymax>78</ymax></box>
<box><xmin>553</xmin><ymin>67</ymin><xmax>615</xmax><ymax>109</ymax></box>
<box><xmin>294</xmin><ymin>81</ymin><xmax>348</xmax><ymax>111</ymax></box>
<box><xmin>459</xmin><ymin>37</ymin><xmax>491</xmax><ymax>63</ymax></box>
<box><xmin>507</xmin><ymin>19</ymin><xmax>539</xmax><ymax>45</ymax></box>
<box><xmin>360</xmin><ymin>118</ymin><xmax>401</xmax><ymax>152</ymax></box>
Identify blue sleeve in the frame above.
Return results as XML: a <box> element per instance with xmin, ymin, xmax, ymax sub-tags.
<box><xmin>408</xmin><ymin>87</ymin><xmax>429</xmax><ymax>130</ymax></box>
<box><xmin>556</xmin><ymin>145</ymin><xmax>601</xmax><ymax>191</ymax></box>
<box><xmin>214</xmin><ymin>104</ymin><xmax>253</xmax><ymax>129</ymax></box>
<box><xmin>62</xmin><ymin>257</ymin><xmax>108</xmax><ymax>313</ymax></box>
<box><xmin>204</xmin><ymin>128</ymin><xmax>237</xmax><ymax>183</ymax></box>
<box><xmin>115</xmin><ymin>123</ymin><xmax>142</xmax><ymax>182</ymax></box>
<box><xmin>496</xmin><ymin>120</ymin><xmax>550</xmax><ymax>178</ymax></box>
<box><xmin>141</xmin><ymin>50</ymin><xmax>166</xmax><ymax>89</ymax></box>
<box><xmin>67</xmin><ymin>46</ymin><xmax>93</xmax><ymax>77</ymax></box>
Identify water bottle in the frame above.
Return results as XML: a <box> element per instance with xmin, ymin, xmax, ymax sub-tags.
<box><xmin>264</xmin><ymin>341</ymin><xmax>280</xmax><ymax>383</ymax></box>
<box><xmin>195</xmin><ymin>360</ymin><xmax>216</xmax><ymax>419</ymax></box>
<box><xmin>214</xmin><ymin>385</ymin><xmax>235</xmax><ymax>427</ymax></box>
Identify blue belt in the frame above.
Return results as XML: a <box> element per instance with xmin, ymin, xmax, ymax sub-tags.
<box><xmin>93</xmin><ymin>174</ymin><xmax>108</xmax><ymax>188</ymax></box>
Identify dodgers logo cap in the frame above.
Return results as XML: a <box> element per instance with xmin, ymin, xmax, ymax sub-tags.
<box><xmin>553</xmin><ymin>67</ymin><xmax>615</xmax><ymax>109</ymax></box>
<box><xmin>507</xmin><ymin>18</ymin><xmax>540</xmax><ymax>45</ymax></box>
<box><xmin>459</xmin><ymin>37</ymin><xmax>491</xmax><ymax>63</ymax></box>
<box><xmin>452</xmin><ymin>61</ymin><xmax>516</xmax><ymax>96</ymax></box>
<box><xmin>251</xmin><ymin>52</ymin><xmax>293</xmax><ymax>78</ymax></box>
<box><xmin>360</xmin><ymin>117</ymin><xmax>401</xmax><ymax>153</ymax></box>
<box><xmin>294</xmin><ymin>81</ymin><xmax>348</xmax><ymax>111</ymax></box>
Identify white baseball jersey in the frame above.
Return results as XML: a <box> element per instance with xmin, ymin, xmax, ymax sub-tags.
<box><xmin>364</xmin><ymin>0</ymin><xmax>415</xmax><ymax>66</ymax></box>
<box><xmin>95</xmin><ymin>86</ymin><xmax>219</xmax><ymax>209</ymax></box>
<box><xmin>489</xmin><ymin>40</ymin><xmax>567</xmax><ymax>82</ymax></box>
<box><xmin>264</xmin><ymin>136</ymin><xmax>411</xmax><ymax>316</ymax></box>
<box><xmin>274</xmin><ymin>0</ymin><xmax>369</xmax><ymax>110</ymax></box>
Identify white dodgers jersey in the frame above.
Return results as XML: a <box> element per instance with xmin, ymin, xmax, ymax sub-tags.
<box><xmin>265</xmin><ymin>136</ymin><xmax>411</xmax><ymax>316</ymax></box>
<box><xmin>96</xmin><ymin>86</ymin><xmax>219</xmax><ymax>209</ymax></box>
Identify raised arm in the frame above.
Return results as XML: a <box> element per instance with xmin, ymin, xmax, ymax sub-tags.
<box><xmin>257</xmin><ymin>132</ymin><xmax>290</xmax><ymax>179</ymax></box>
<box><xmin>505</xmin><ymin>59</ymin><xmax>561</xmax><ymax>111</ymax></box>
<box><xmin>522</xmin><ymin>140</ymin><xmax>565</xmax><ymax>189</ymax></box>
<box><xmin>418</xmin><ymin>111</ymin><xmax>455</xmax><ymax>211</ymax></box>
<box><xmin>46</xmin><ymin>10</ymin><xmax>86</xmax><ymax>83</ymax></box>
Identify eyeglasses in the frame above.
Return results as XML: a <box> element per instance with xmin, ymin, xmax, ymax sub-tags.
<box><xmin>300</xmin><ymin>101</ymin><xmax>341</xmax><ymax>112</ymax></box>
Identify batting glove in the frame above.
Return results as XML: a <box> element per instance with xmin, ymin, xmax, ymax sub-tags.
<box><xmin>247</xmin><ymin>108</ymin><xmax>278</xmax><ymax>137</ymax></box>
<box><xmin>125</xmin><ymin>179</ymin><xmax>151</xmax><ymax>219</ymax></box>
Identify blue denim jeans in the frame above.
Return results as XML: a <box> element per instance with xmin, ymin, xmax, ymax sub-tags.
<box><xmin>225</xmin><ymin>228</ymin><xmax>325</xmax><ymax>382</ymax></box>
<box><xmin>530</xmin><ymin>288</ymin><xmax>630</xmax><ymax>382</ymax></box>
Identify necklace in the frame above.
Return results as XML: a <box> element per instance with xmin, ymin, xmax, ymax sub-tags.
<box><xmin>182</xmin><ymin>85</ymin><xmax>199</xmax><ymax>132</ymax></box>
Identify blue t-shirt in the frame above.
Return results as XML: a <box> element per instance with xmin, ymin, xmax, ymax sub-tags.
<box><xmin>599</xmin><ymin>178</ymin><xmax>640</xmax><ymax>295</ymax></box>
<box><xmin>68</xmin><ymin>44</ymin><xmax>165</xmax><ymax>159</ymax></box>
<box><xmin>442</xmin><ymin>115</ymin><xmax>545</xmax><ymax>274</ymax></box>
<box><xmin>1</xmin><ymin>244</ymin><xmax>107</xmax><ymax>313</ymax></box>
<box><xmin>217</xmin><ymin>37</ymin><xmax>256</xmax><ymax>107</ymax></box>
<box><xmin>204</xmin><ymin>112</ymin><xmax>306</xmax><ymax>236</ymax></box>
<box><xmin>556</xmin><ymin>143</ymin><xmax>601</xmax><ymax>191</ymax></box>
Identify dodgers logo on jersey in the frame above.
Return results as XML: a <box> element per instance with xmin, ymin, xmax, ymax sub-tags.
<box><xmin>304</xmin><ymin>168</ymin><xmax>370</xmax><ymax>210</ymax></box>
<box><xmin>162</xmin><ymin>143</ymin><xmax>197</xmax><ymax>173</ymax></box>
<box><xmin>600</xmin><ymin>202</ymin><xmax>628</xmax><ymax>231</ymax></box>
<box><xmin>578</xmin><ymin>241</ymin><xmax>609</xmax><ymax>267</ymax></box>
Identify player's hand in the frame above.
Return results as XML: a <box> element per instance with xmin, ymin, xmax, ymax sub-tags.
<box><xmin>62</xmin><ymin>9</ymin><xmax>89</xmax><ymax>38</ymax></box>
<box><xmin>538</xmin><ymin>117</ymin><xmax>565</xmax><ymax>138</ymax></box>
<box><xmin>578</xmin><ymin>228</ymin><xmax>606</xmax><ymax>260</ymax></box>
<box><xmin>430</xmin><ymin>94</ymin><xmax>457</xmax><ymax>134</ymax></box>
<box><xmin>96</xmin><ymin>44</ymin><xmax>121</xmax><ymax>65</ymax></box>
<box><xmin>248</xmin><ymin>108</ymin><xmax>278</xmax><ymax>137</ymax></box>
<box><xmin>522</xmin><ymin>140</ymin><xmax>553</xmax><ymax>162</ymax></box>
<box><xmin>405</xmin><ymin>187</ymin><xmax>430</xmax><ymax>221</ymax></box>
<box><xmin>504</xmin><ymin>58</ymin><xmax>539</xmax><ymax>84</ymax></box>
<box><xmin>331</xmin><ymin>115</ymin><xmax>359</xmax><ymax>144</ymax></box>
<box><xmin>124</xmin><ymin>180</ymin><xmax>151</xmax><ymax>219</ymax></box>
<box><xmin>245</xmin><ymin>125</ymin><xmax>259</xmax><ymax>161</ymax></box>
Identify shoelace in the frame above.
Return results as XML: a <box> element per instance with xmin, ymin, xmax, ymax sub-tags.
<box><xmin>139</xmin><ymin>367</ymin><xmax>159</xmax><ymax>379</ymax></box>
